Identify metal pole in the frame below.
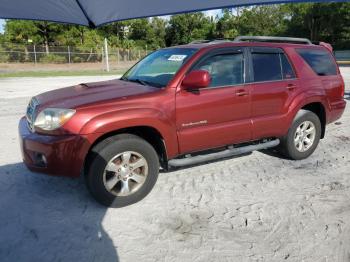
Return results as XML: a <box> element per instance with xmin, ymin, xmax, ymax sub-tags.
<box><xmin>68</xmin><ymin>46</ymin><xmax>71</xmax><ymax>64</ymax></box>
<box><xmin>104</xmin><ymin>38</ymin><xmax>110</xmax><ymax>72</ymax></box>
<box><xmin>33</xmin><ymin>45</ymin><xmax>37</xmax><ymax>65</ymax></box>
<box><xmin>101</xmin><ymin>47</ymin><xmax>104</xmax><ymax>71</ymax></box>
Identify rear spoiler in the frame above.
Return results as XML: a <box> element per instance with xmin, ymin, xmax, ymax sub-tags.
<box><xmin>313</xmin><ymin>41</ymin><xmax>333</xmax><ymax>52</ymax></box>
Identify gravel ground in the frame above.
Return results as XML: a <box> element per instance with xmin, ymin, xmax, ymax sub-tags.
<box><xmin>0</xmin><ymin>69</ymin><xmax>349</xmax><ymax>262</ymax></box>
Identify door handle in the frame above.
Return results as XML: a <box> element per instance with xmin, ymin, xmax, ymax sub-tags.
<box><xmin>236</xmin><ymin>90</ymin><xmax>248</xmax><ymax>96</ymax></box>
<box><xmin>286</xmin><ymin>84</ymin><xmax>296</xmax><ymax>91</ymax></box>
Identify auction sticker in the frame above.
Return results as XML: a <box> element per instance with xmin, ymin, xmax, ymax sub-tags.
<box><xmin>168</xmin><ymin>55</ymin><xmax>187</xmax><ymax>61</ymax></box>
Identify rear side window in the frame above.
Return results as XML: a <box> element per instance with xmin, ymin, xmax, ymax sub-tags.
<box><xmin>296</xmin><ymin>48</ymin><xmax>337</xmax><ymax>76</ymax></box>
<box><xmin>252</xmin><ymin>53</ymin><xmax>281</xmax><ymax>82</ymax></box>
<box><xmin>252</xmin><ymin>52</ymin><xmax>295</xmax><ymax>82</ymax></box>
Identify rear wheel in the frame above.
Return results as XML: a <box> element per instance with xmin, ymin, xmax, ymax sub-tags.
<box><xmin>279</xmin><ymin>110</ymin><xmax>321</xmax><ymax>160</ymax></box>
<box><xmin>85</xmin><ymin>134</ymin><xmax>159</xmax><ymax>207</ymax></box>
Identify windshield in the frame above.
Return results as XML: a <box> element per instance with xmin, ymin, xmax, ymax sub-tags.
<box><xmin>121</xmin><ymin>48</ymin><xmax>197</xmax><ymax>88</ymax></box>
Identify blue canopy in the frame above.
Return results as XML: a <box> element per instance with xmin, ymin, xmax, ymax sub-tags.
<box><xmin>0</xmin><ymin>0</ymin><xmax>348</xmax><ymax>27</ymax></box>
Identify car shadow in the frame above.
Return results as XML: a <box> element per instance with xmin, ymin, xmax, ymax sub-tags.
<box><xmin>344</xmin><ymin>91</ymin><xmax>350</xmax><ymax>101</ymax></box>
<box><xmin>0</xmin><ymin>162</ymin><xmax>119</xmax><ymax>262</ymax></box>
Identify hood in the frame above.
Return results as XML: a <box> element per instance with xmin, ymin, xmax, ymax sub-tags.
<box><xmin>35</xmin><ymin>79</ymin><xmax>159</xmax><ymax>109</ymax></box>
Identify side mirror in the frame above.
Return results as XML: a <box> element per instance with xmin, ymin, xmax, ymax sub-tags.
<box><xmin>182</xmin><ymin>70</ymin><xmax>211</xmax><ymax>90</ymax></box>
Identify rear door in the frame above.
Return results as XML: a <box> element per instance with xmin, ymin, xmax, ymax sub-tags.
<box><xmin>249</xmin><ymin>47</ymin><xmax>300</xmax><ymax>139</ymax></box>
<box><xmin>175</xmin><ymin>47</ymin><xmax>252</xmax><ymax>154</ymax></box>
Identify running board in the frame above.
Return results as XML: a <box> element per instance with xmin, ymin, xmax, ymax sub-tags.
<box><xmin>168</xmin><ymin>139</ymin><xmax>280</xmax><ymax>167</ymax></box>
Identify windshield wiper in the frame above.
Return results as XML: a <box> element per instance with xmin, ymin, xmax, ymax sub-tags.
<box><xmin>121</xmin><ymin>77</ymin><xmax>147</xmax><ymax>85</ymax></box>
<box><xmin>128</xmin><ymin>78</ymin><xmax>148</xmax><ymax>86</ymax></box>
<box><xmin>121</xmin><ymin>77</ymin><xmax>162</xmax><ymax>88</ymax></box>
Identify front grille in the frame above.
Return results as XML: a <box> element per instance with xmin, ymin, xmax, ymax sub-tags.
<box><xmin>26</xmin><ymin>97</ymin><xmax>39</xmax><ymax>132</ymax></box>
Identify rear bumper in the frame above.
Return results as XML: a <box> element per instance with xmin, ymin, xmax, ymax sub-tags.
<box><xmin>328</xmin><ymin>99</ymin><xmax>346</xmax><ymax>123</ymax></box>
<box><xmin>18</xmin><ymin>117</ymin><xmax>91</xmax><ymax>177</ymax></box>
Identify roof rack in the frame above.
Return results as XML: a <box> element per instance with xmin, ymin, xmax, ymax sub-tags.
<box><xmin>234</xmin><ymin>36</ymin><xmax>312</xmax><ymax>45</ymax></box>
<box><xmin>190</xmin><ymin>39</ymin><xmax>233</xmax><ymax>44</ymax></box>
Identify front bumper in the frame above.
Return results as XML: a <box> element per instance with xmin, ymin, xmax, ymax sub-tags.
<box><xmin>19</xmin><ymin>117</ymin><xmax>91</xmax><ymax>177</ymax></box>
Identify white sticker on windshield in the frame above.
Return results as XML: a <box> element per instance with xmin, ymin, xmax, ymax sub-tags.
<box><xmin>168</xmin><ymin>55</ymin><xmax>187</xmax><ymax>61</ymax></box>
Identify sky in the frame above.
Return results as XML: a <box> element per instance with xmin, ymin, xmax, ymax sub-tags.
<box><xmin>0</xmin><ymin>19</ymin><xmax>4</xmax><ymax>33</ymax></box>
<box><xmin>0</xmin><ymin>9</ymin><xmax>222</xmax><ymax>34</ymax></box>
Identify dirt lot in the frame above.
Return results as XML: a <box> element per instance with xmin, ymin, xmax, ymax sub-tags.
<box><xmin>0</xmin><ymin>61</ymin><xmax>135</xmax><ymax>73</ymax></box>
<box><xmin>0</xmin><ymin>68</ymin><xmax>349</xmax><ymax>262</ymax></box>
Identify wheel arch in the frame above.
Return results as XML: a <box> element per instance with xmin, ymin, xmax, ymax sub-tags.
<box><xmin>84</xmin><ymin>126</ymin><xmax>169</xmax><ymax>175</ymax></box>
<box><xmin>301</xmin><ymin>102</ymin><xmax>326</xmax><ymax>138</ymax></box>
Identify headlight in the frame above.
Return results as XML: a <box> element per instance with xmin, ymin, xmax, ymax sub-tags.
<box><xmin>34</xmin><ymin>108</ymin><xmax>76</xmax><ymax>131</ymax></box>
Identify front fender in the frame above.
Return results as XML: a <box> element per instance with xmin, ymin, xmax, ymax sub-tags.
<box><xmin>79</xmin><ymin>108</ymin><xmax>179</xmax><ymax>158</ymax></box>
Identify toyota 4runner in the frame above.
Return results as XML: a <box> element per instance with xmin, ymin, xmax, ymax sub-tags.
<box><xmin>19</xmin><ymin>36</ymin><xmax>346</xmax><ymax>207</ymax></box>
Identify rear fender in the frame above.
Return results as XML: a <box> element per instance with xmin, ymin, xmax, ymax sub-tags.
<box><xmin>284</xmin><ymin>93</ymin><xmax>329</xmax><ymax>134</ymax></box>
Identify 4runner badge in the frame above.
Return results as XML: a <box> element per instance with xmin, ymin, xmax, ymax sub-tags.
<box><xmin>182</xmin><ymin>120</ymin><xmax>208</xmax><ymax>127</ymax></box>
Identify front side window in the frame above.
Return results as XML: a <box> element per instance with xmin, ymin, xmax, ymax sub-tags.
<box><xmin>296</xmin><ymin>48</ymin><xmax>337</xmax><ymax>76</ymax></box>
<box><xmin>195</xmin><ymin>53</ymin><xmax>244</xmax><ymax>87</ymax></box>
<box><xmin>122</xmin><ymin>48</ymin><xmax>197</xmax><ymax>87</ymax></box>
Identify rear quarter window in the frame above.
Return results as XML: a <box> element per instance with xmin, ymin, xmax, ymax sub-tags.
<box><xmin>296</xmin><ymin>48</ymin><xmax>337</xmax><ymax>76</ymax></box>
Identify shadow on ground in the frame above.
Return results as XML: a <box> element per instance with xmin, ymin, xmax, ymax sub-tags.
<box><xmin>0</xmin><ymin>163</ymin><xmax>118</xmax><ymax>262</ymax></box>
<box><xmin>344</xmin><ymin>91</ymin><xmax>350</xmax><ymax>101</ymax></box>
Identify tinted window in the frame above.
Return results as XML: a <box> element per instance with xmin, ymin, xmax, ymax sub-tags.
<box><xmin>297</xmin><ymin>48</ymin><xmax>337</xmax><ymax>76</ymax></box>
<box><xmin>280</xmin><ymin>53</ymin><xmax>296</xmax><ymax>79</ymax></box>
<box><xmin>252</xmin><ymin>53</ymin><xmax>282</xmax><ymax>82</ymax></box>
<box><xmin>196</xmin><ymin>53</ymin><xmax>244</xmax><ymax>87</ymax></box>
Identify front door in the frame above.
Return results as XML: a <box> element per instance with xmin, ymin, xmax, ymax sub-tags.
<box><xmin>176</xmin><ymin>48</ymin><xmax>252</xmax><ymax>154</ymax></box>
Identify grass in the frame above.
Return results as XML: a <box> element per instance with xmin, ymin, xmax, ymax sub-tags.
<box><xmin>338</xmin><ymin>61</ymin><xmax>350</xmax><ymax>65</ymax></box>
<box><xmin>0</xmin><ymin>69</ymin><xmax>126</xmax><ymax>78</ymax></box>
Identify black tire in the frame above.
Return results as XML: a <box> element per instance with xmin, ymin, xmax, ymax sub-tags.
<box><xmin>85</xmin><ymin>134</ymin><xmax>159</xmax><ymax>207</ymax></box>
<box><xmin>279</xmin><ymin>109</ymin><xmax>322</xmax><ymax>160</ymax></box>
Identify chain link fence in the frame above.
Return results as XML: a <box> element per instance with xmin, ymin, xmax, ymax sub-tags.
<box><xmin>0</xmin><ymin>41</ymin><xmax>349</xmax><ymax>74</ymax></box>
<box><xmin>0</xmin><ymin>41</ymin><xmax>150</xmax><ymax>72</ymax></box>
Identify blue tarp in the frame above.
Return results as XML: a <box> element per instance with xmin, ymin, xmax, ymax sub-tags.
<box><xmin>0</xmin><ymin>0</ymin><xmax>348</xmax><ymax>27</ymax></box>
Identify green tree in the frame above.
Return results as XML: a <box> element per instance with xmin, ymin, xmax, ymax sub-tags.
<box><xmin>216</xmin><ymin>9</ymin><xmax>238</xmax><ymax>38</ymax></box>
<box><xmin>5</xmin><ymin>20</ymin><xmax>64</xmax><ymax>53</ymax></box>
<box><xmin>237</xmin><ymin>5</ymin><xmax>288</xmax><ymax>36</ymax></box>
<box><xmin>98</xmin><ymin>21</ymin><xmax>132</xmax><ymax>48</ymax></box>
<box><xmin>284</xmin><ymin>3</ymin><xmax>350</xmax><ymax>49</ymax></box>
<box><xmin>4</xmin><ymin>20</ymin><xmax>39</xmax><ymax>44</ymax></box>
<box><xmin>165</xmin><ymin>13</ymin><xmax>215</xmax><ymax>46</ymax></box>
<box><xmin>149</xmin><ymin>17</ymin><xmax>166</xmax><ymax>48</ymax></box>
<box><xmin>4</xmin><ymin>20</ymin><xmax>40</xmax><ymax>61</ymax></box>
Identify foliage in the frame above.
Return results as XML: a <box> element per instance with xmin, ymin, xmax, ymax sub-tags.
<box><xmin>165</xmin><ymin>13</ymin><xmax>215</xmax><ymax>46</ymax></box>
<box><xmin>40</xmin><ymin>54</ymin><xmax>66</xmax><ymax>63</ymax></box>
<box><xmin>0</xmin><ymin>3</ymin><xmax>350</xmax><ymax>53</ymax></box>
<box><xmin>284</xmin><ymin>3</ymin><xmax>350</xmax><ymax>49</ymax></box>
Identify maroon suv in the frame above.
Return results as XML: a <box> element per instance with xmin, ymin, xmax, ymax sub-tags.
<box><xmin>19</xmin><ymin>36</ymin><xmax>346</xmax><ymax>207</ymax></box>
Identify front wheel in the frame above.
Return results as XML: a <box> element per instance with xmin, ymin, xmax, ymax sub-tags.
<box><xmin>85</xmin><ymin>134</ymin><xmax>159</xmax><ymax>207</ymax></box>
<box><xmin>279</xmin><ymin>109</ymin><xmax>321</xmax><ymax>160</ymax></box>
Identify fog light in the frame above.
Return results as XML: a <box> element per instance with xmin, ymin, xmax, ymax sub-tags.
<box><xmin>34</xmin><ymin>153</ymin><xmax>47</xmax><ymax>167</ymax></box>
